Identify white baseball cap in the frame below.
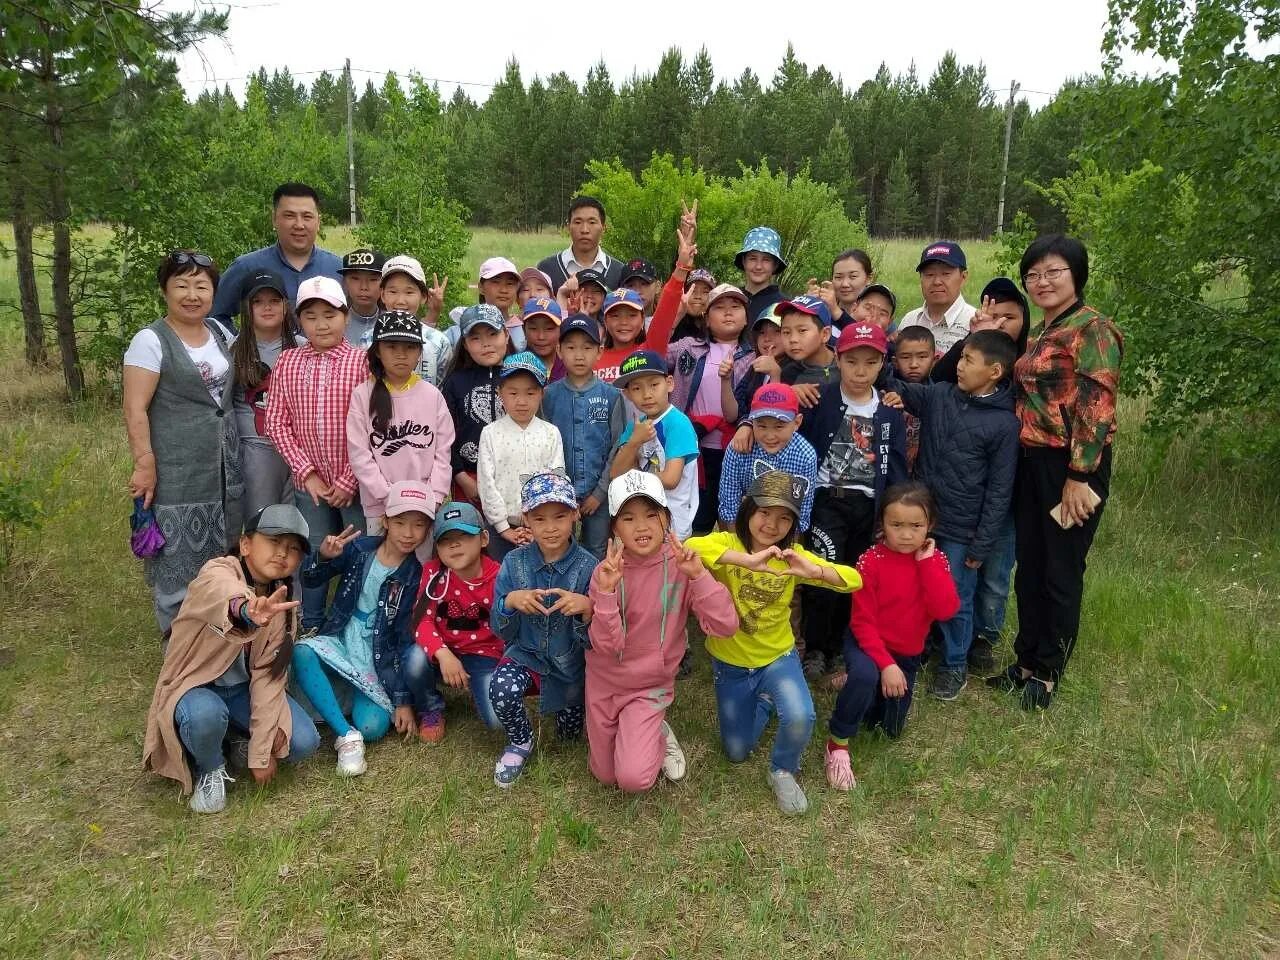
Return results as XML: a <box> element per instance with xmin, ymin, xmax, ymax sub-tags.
<box><xmin>381</xmin><ymin>254</ymin><xmax>427</xmax><ymax>287</ymax></box>
<box><xmin>294</xmin><ymin>275</ymin><xmax>346</xmax><ymax>311</ymax></box>
<box><xmin>607</xmin><ymin>469</ymin><xmax>668</xmax><ymax>518</ymax></box>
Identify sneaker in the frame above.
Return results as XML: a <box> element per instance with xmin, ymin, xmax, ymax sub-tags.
<box><xmin>824</xmin><ymin>744</ymin><xmax>855</xmax><ymax>792</ymax></box>
<box><xmin>985</xmin><ymin>663</ymin><xmax>1028</xmax><ymax>694</ymax></box>
<box><xmin>299</xmin><ymin>626</ymin><xmax>320</xmax><ymax>641</ymax></box>
<box><xmin>802</xmin><ymin>651</ymin><xmax>827</xmax><ymax>679</ymax></box>
<box><xmin>334</xmin><ymin>729</ymin><xmax>366</xmax><ymax>777</ymax></box>
<box><xmin>1021</xmin><ymin>677</ymin><xmax>1055</xmax><ymax>711</ymax></box>
<box><xmin>676</xmin><ymin>647</ymin><xmax>694</xmax><ymax>679</ymax></box>
<box><xmin>660</xmin><ymin>721</ymin><xmax>687</xmax><ymax>781</ymax></box>
<box><xmin>418</xmin><ymin>710</ymin><xmax>445</xmax><ymax>744</ymax></box>
<box><xmin>189</xmin><ymin>766</ymin><xmax>234</xmax><ymax>814</ymax></box>
<box><xmin>494</xmin><ymin>740</ymin><xmax>533</xmax><ymax>788</ymax></box>
<box><xmin>930</xmin><ymin>668</ymin><xmax>967</xmax><ymax>701</ymax></box>
<box><xmin>768</xmin><ymin>768</ymin><xmax>809</xmax><ymax>815</ymax></box>
<box><xmin>224</xmin><ymin>735</ymin><xmax>250</xmax><ymax>773</ymax></box>
<box><xmin>967</xmin><ymin>636</ymin><xmax>997</xmax><ymax>674</ymax></box>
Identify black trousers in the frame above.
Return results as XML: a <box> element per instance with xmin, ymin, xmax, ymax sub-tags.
<box><xmin>693</xmin><ymin>446</ymin><xmax>725</xmax><ymax>535</ymax></box>
<box><xmin>1012</xmin><ymin>445</ymin><xmax>1111</xmax><ymax>683</ymax></box>
<box><xmin>803</xmin><ymin>488</ymin><xmax>876</xmax><ymax>658</ymax></box>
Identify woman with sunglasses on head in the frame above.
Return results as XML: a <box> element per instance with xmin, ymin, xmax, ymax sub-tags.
<box><xmin>124</xmin><ymin>250</ymin><xmax>245</xmax><ymax>637</ymax></box>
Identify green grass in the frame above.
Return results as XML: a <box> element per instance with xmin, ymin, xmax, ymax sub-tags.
<box><xmin>0</xmin><ymin>234</ymin><xmax>1277</xmax><ymax>959</ymax></box>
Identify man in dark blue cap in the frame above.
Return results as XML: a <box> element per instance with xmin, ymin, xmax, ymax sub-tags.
<box><xmin>897</xmin><ymin>240</ymin><xmax>976</xmax><ymax>354</ymax></box>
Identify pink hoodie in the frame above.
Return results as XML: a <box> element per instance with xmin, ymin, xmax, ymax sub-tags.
<box><xmin>345</xmin><ymin>377</ymin><xmax>455</xmax><ymax>518</ymax></box>
<box><xmin>587</xmin><ymin>542</ymin><xmax>739</xmax><ymax>692</ymax></box>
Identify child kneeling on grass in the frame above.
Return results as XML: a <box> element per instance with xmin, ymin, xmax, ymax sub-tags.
<box><xmin>687</xmin><ymin>470</ymin><xmax>860</xmax><ymax>815</ymax></box>
<box><xmin>143</xmin><ymin>505</ymin><xmax>320</xmax><ymax>814</ymax></box>
<box><xmin>586</xmin><ymin>471</ymin><xmax>739</xmax><ymax>792</ymax></box>
<box><xmin>291</xmin><ymin>481</ymin><xmax>432</xmax><ymax>777</ymax></box>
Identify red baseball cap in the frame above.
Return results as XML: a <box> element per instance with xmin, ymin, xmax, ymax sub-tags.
<box><xmin>836</xmin><ymin>322</ymin><xmax>889</xmax><ymax>356</ymax></box>
<box><xmin>748</xmin><ymin>382</ymin><xmax>800</xmax><ymax>423</ymax></box>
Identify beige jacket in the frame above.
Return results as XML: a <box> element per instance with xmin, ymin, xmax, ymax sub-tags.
<box><xmin>142</xmin><ymin>557</ymin><xmax>293</xmax><ymax>794</ymax></box>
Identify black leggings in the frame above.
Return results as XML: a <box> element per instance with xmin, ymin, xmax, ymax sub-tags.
<box><xmin>489</xmin><ymin>661</ymin><xmax>584</xmax><ymax>745</ymax></box>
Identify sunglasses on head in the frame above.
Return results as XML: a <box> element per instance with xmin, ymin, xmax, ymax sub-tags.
<box><xmin>168</xmin><ymin>251</ymin><xmax>214</xmax><ymax>269</ymax></box>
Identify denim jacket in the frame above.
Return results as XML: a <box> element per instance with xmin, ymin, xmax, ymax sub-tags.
<box><xmin>666</xmin><ymin>336</ymin><xmax>757</xmax><ymax>417</ymax></box>
<box><xmin>491</xmin><ymin>541</ymin><xmax>597</xmax><ymax>713</ymax></box>
<box><xmin>541</xmin><ymin>375</ymin><xmax>626</xmax><ymax>504</ymax></box>
<box><xmin>302</xmin><ymin>536</ymin><xmax>423</xmax><ymax>706</ymax></box>
<box><xmin>798</xmin><ymin>382</ymin><xmax>908</xmax><ymax>503</ymax></box>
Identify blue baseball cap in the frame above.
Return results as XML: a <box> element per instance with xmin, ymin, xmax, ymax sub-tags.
<box><xmin>614</xmin><ymin>349</ymin><xmax>668</xmax><ymax>387</ymax></box>
<box><xmin>559</xmin><ymin>312</ymin><xmax>602</xmax><ymax>344</ymax></box>
<box><xmin>778</xmin><ymin>294</ymin><xmax>833</xmax><ymax>328</ymax></box>
<box><xmin>434</xmin><ymin>501</ymin><xmax>484</xmax><ymax>539</ymax></box>
<box><xmin>602</xmin><ymin>288</ymin><xmax>646</xmax><ymax>315</ymax></box>
<box><xmin>500</xmin><ymin>350</ymin><xmax>548</xmax><ymax>386</ymax></box>
<box><xmin>520</xmin><ymin>297</ymin><xmax>563</xmax><ymax>325</ymax></box>
<box><xmin>520</xmin><ymin>471</ymin><xmax>578</xmax><ymax>514</ymax></box>
<box><xmin>459</xmin><ymin>303</ymin><xmax>506</xmax><ymax>335</ymax></box>
<box><xmin>916</xmin><ymin>240</ymin><xmax>967</xmax><ymax>271</ymax></box>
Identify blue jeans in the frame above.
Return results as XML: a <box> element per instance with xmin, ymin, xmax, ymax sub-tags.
<box><xmin>935</xmin><ymin>536</ymin><xmax>980</xmax><ymax>672</ymax></box>
<box><xmin>292</xmin><ymin>491</ymin><xmax>364</xmax><ymax>630</ymax></box>
<box><xmin>401</xmin><ymin>644</ymin><xmax>501</xmax><ymax>729</ymax></box>
<box><xmin>829</xmin><ymin>640</ymin><xmax>920</xmax><ymax>739</ymax></box>
<box><xmin>975</xmin><ymin>514</ymin><xmax>1015</xmax><ymax>642</ymax></box>
<box><xmin>174</xmin><ymin>682</ymin><xmax>321</xmax><ymax>776</ymax></box>
<box><xmin>710</xmin><ymin>648</ymin><xmax>815</xmax><ymax>774</ymax></box>
<box><xmin>579</xmin><ymin>504</ymin><xmax>611</xmax><ymax>559</ymax></box>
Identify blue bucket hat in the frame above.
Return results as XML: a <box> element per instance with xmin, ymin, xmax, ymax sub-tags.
<box><xmin>500</xmin><ymin>350</ymin><xmax>548</xmax><ymax>386</ymax></box>
<box><xmin>734</xmin><ymin>226</ymin><xmax>787</xmax><ymax>272</ymax></box>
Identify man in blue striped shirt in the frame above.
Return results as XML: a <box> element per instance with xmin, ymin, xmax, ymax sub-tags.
<box><xmin>718</xmin><ymin>383</ymin><xmax>818</xmax><ymax>531</ymax></box>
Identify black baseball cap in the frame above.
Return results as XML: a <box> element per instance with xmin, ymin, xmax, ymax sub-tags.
<box><xmin>576</xmin><ymin>268</ymin><xmax>609</xmax><ymax>293</ymax></box>
<box><xmin>621</xmin><ymin>258</ymin><xmax>657</xmax><ymax>283</ymax></box>
<box><xmin>339</xmin><ymin>248</ymin><xmax>387</xmax><ymax>274</ymax></box>
<box><xmin>916</xmin><ymin>240</ymin><xmax>967</xmax><ymax>271</ymax></box>
<box><xmin>560</xmin><ymin>312</ymin><xmax>602</xmax><ymax>345</ymax></box>
<box><xmin>856</xmin><ymin>283</ymin><xmax>898</xmax><ymax>315</ymax></box>
<box><xmin>981</xmin><ymin>277</ymin><xmax>1029</xmax><ymax>319</ymax></box>
<box><xmin>372</xmin><ymin>309</ymin><xmax>425</xmax><ymax>345</ymax></box>
<box><xmin>241</xmin><ymin>270</ymin><xmax>286</xmax><ymax>302</ymax></box>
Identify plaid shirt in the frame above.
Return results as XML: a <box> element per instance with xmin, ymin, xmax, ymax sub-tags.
<box><xmin>1014</xmin><ymin>302</ymin><xmax>1123</xmax><ymax>477</ymax></box>
<box><xmin>265</xmin><ymin>340</ymin><xmax>368</xmax><ymax>493</ymax></box>
<box><xmin>717</xmin><ymin>433</ymin><xmax>818</xmax><ymax>531</ymax></box>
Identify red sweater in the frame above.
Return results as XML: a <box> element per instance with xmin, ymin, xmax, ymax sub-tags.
<box><xmin>414</xmin><ymin>556</ymin><xmax>503</xmax><ymax>660</ymax></box>
<box><xmin>850</xmin><ymin>544</ymin><xmax>961</xmax><ymax>670</ymax></box>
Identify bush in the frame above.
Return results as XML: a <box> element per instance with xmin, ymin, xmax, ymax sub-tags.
<box><xmin>0</xmin><ymin>431</ymin><xmax>78</xmax><ymax>577</ymax></box>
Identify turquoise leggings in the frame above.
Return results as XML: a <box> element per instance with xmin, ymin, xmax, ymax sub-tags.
<box><xmin>292</xmin><ymin>645</ymin><xmax>391</xmax><ymax>741</ymax></box>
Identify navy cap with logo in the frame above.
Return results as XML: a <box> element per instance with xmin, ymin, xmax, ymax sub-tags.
<box><xmin>372</xmin><ymin>309</ymin><xmax>424</xmax><ymax>345</ymax></box>
<box><xmin>915</xmin><ymin>240</ymin><xmax>967</xmax><ymax>272</ymax></box>
<box><xmin>614</xmin><ymin>349</ymin><xmax>669</xmax><ymax>387</ymax></box>
<box><xmin>241</xmin><ymin>270</ymin><xmax>286</xmax><ymax>302</ymax></box>
<box><xmin>340</xmin><ymin>248</ymin><xmax>387</xmax><ymax>274</ymax></box>
<box><xmin>621</xmin><ymin>258</ymin><xmax>657</xmax><ymax>283</ymax></box>
<box><xmin>777</xmin><ymin>294</ymin><xmax>832</xmax><ymax>328</ymax></box>
<box><xmin>575</xmin><ymin>267</ymin><xmax>609</xmax><ymax>293</ymax></box>
<box><xmin>559</xmin><ymin>312</ymin><xmax>602</xmax><ymax>344</ymax></box>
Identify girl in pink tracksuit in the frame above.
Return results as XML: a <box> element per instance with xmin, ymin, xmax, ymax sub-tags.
<box><xmin>586</xmin><ymin>470</ymin><xmax>738</xmax><ymax>792</ymax></box>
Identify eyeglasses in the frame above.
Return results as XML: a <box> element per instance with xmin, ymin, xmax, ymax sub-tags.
<box><xmin>168</xmin><ymin>251</ymin><xmax>214</xmax><ymax>269</ymax></box>
<box><xmin>1023</xmin><ymin>266</ymin><xmax>1069</xmax><ymax>285</ymax></box>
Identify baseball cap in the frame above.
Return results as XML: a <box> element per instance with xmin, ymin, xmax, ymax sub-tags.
<box><xmin>295</xmin><ymin>276</ymin><xmax>346</xmax><ymax>311</ymax></box>
<box><xmin>384</xmin><ymin>480</ymin><xmax>436</xmax><ymax>519</ymax></box>
<box><xmin>575</xmin><ymin>267</ymin><xmax>608</xmax><ymax>293</ymax></box>
<box><xmin>753</xmin><ymin>303</ymin><xmax>784</xmax><ymax>329</ymax></box>
<box><xmin>602</xmin><ymin>288</ymin><xmax>646</xmax><ymax>315</ymax></box>
<box><xmin>381</xmin><ymin>254</ymin><xmax>427</xmax><ymax>287</ymax></box>
<box><xmin>621</xmin><ymin>258</ymin><xmax>657</xmax><ymax>283</ymax></box>
<box><xmin>458</xmin><ymin>303</ymin><xmax>506</xmax><ymax>335</ymax></box>
<box><xmin>744</xmin><ymin>469</ymin><xmax>809</xmax><ymax>520</ymax></box>
<box><xmin>372</xmin><ymin>310</ymin><xmax>424</xmax><ymax>345</ymax></box>
<box><xmin>707</xmin><ymin>283</ymin><xmax>749</xmax><ymax>309</ymax></box>
<box><xmin>856</xmin><ymin>283</ymin><xmax>898</xmax><ymax>315</ymax></box>
<box><xmin>684</xmin><ymin>268</ymin><xmax>716</xmax><ymax>290</ymax></box>
<box><xmin>241</xmin><ymin>270</ymin><xmax>286</xmax><ymax>302</ymax></box>
<box><xmin>478</xmin><ymin>257</ymin><xmax>520</xmax><ymax>281</ymax></box>
<box><xmin>559</xmin><ymin>313</ymin><xmax>602</xmax><ymax>344</ymax></box>
<box><xmin>614</xmin><ymin>349</ymin><xmax>669</xmax><ymax>387</ymax></box>
<box><xmin>521</xmin><ymin>297</ymin><xmax>563</xmax><ymax>325</ymax></box>
<box><xmin>518</xmin><ymin>266</ymin><xmax>553</xmax><ymax>290</ymax></box>
<box><xmin>339</xmin><ymin>248</ymin><xmax>386</xmax><ymax>274</ymax></box>
<box><xmin>500</xmin><ymin>350</ymin><xmax>548</xmax><ymax>386</ymax></box>
<box><xmin>836</xmin><ymin>321</ymin><xmax>889</xmax><ymax>356</ymax></box>
<box><xmin>244</xmin><ymin>503</ymin><xmax>310</xmax><ymax>548</ymax></box>
<box><xmin>520</xmin><ymin>471</ymin><xmax>578</xmax><ymax>514</ymax></box>
<box><xmin>434</xmin><ymin>501</ymin><xmax>484</xmax><ymax>539</ymax></box>
<box><xmin>980</xmin><ymin>276</ymin><xmax>1029</xmax><ymax>318</ymax></box>
<box><xmin>607</xmin><ymin>469</ymin><xmax>668</xmax><ymax>517</ymax></box>
<box><xmin>778</xmin><ymin>294</ymin><xmax>832</xmax><ymax>328</ymax></box>
<box><xmin>748</xmin><ymin>383</ymin><xmax>800</xmax><ymax>423</ymax></box>
<box><xmin>916</xmin><ymin>240</ymin><xmax>967</xmax><ymax>272</ymax></box>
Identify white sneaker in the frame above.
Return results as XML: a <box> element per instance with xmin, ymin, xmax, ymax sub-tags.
<box><xmin>660</xmin><ymin>721</ymin><xmax>687</xmax><ymax>781</ymax></box>
<box><xmin>335</xmin><ymin>729</ymin><xmax>366</xmax><ymax>777</ymax></box>
<box><xmin>768</xmin><ymin>768</ymin><xmax>809</xmax><ymax>815</ymax></box>
<box><xmin>189</xmin><ymin>766</ymin><xmax>234</xmax><ymax>814</ymax></box>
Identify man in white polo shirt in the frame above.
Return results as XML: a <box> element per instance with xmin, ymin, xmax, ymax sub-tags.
<box><xmin>537</xmin><ymin>196</ymin><xmax>625</xmax><ymax>293</ymax></box>
<box><xmin>896</xmin><ymin>240</ymin><xmax>976</xmax><ymax>354</ymax></box>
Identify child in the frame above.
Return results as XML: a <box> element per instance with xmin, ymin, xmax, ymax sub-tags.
<box><xmin>477</xmin><ymin>351</ymin><xmax>565</xmax><ymax>559</ymax></box>
<box><xmin>688</xmin><ymin>470</ymin><xmax>860</xmax><ymax>814</ymax></box>
<box><xmin>797</xmin><ymin>322</ymin><xmax>907</xmax><ymax>679</ymax></box>
<box><xmin>610</xmin><ymin>350</ymin><xmax>701</xmax><ymax>539</ymax></box>
<box><xmin>230</xmin><ymin>270</ymin><xmax>304</xmax><ymax>517</ymax></box>
<box><xmin>143</xmin><ymin>504</ymin><xmax>321</xmax><ymax>813</ymax></box>
<box><xmin>478</xmin><ymin>257</ymin><xmax>524</xmax><ymax>350</ymax></box>
<box><xmin>488</xmin><ymin>472</ymin><xmax>598</xmax><ymax>787</ymax></box>
<box><xmin>541</xmin><ymin>313</ymin><xmax>627</xmax><ymax>558</ymax></box>
<box><xmin>735</xmin><ymin>226</ymin><xmax>787</xmax><ymax>322</ymax></box>
<box><xmin>620</xmin><ymin>258</ymin><xmax>660</xmax><ymax>314</ymax></box>
<box><xmin>892</xmin><ymin>326</ymin><xmax>936</xmax><ymax>476</ymax></box>
<box><xmin>377</xmin><ymin>255</ymin><xmax>454</xmax><ymax>388</ymax></box>
<box><xmin>346</xmin><ymin>311</ymin><xmax>455</xmax><ymax>534</ymax></box>
<box><xmin>825</xmin><ymin>483</ymin><xmax>960</xmax><ymax>790</ymax></box>
<box><xmin>517</xmin><ymin>267</ymin><xmax>554</xmax><ymax>304</ymax></box>
<box><xmin>265</xmin><ymin>275</ymin><xmax>368</xmax><ymax>630</ymax></box>
<box><xmin>586</xmin><ymin>470</ymin><xmax>739</xmax><ymax>792</ymax></box>
<box><xmin>519</xmin><ymin>297</ymin><xmax>566</xmax><ymax>382</ymax></box>
<box><xmin>852</xmin><ymin>283</ymin><xmax>897</xmax><ymax>335</ymax></box>
<box><xmin>718</xmin><ymin>383</ymin><xmax>818</xmax><ymax>532</ymax></box>
<box><xmin>559</xmin><ymin>266</ymin><xmax>609</xmax><ymax>324</ymax></box>
<box><xmin>408</xmin><ymin>500</ymin><xmax>503</xmax><ymax>740</ymax></box>
<box><xmin>885</xmin><ymin>330</ymin><xmax>1020</xmax><ymax>700</ymax></box>
<box><xmin>731</xmin><ymin>304</ymin><xmax>785</xmax><ymax>417</ymax></box>
<box><xmin>672</xmin><ymin>267</ymin><xmax>716</xmax><ymax>342</ymax></box>
<box><xmin>340</xmin><ymin>247</ymin><xmax>386</xmax><ymax>346</ymax></box>
<box><xmin>441</xmin><ymin>303</ymin><xmax>510</xmax><ymax>506</ymax></box>
<box><xmin>292</xmin><ymin>481</ymin><xmax>432</xmax><ymax>777</ymax></box>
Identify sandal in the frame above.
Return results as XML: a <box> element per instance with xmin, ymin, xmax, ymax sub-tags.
<box><xmin>824</xmin><ymin>744</ymin><xmax>856</xmax><ymax>792</ymax></box>
<box><xmin>493</xmin><ymin>740</ymin><xmax>533</xmax><ymax>788</ymax></box>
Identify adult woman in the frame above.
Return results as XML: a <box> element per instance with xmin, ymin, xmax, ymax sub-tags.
<box><xmin>124</xmin><ymin>251</ymin><xmax>244</xmax><ymax>635</ymax></box>
<box><xmin>993</xmin><ymin>235</ymin><xmax>1123</xmax><ymax>709</ymax></box>
<box><xmin>809</xmin><ymin>249</ymin><xmax>875</xmax><ymax>331</ymax></box>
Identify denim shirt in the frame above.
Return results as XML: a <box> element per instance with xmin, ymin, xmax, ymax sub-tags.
<box><xmin>302</xmin><ymin>535</ymin><xmax>423</xmax><ymax>706</ymax></box>
<box><xmin>491</xmin><ymin>541</ymin><xmax>597</xmax><ymax>713</ymax></box>
<box><xmin>541</xmin><ymin>376</ymin><xmax>626</xmax><ymax>503</ymax></box>
<box><xmin>211</xmin><ymin>243</ymin><xmax>342</xmax><ymax>329</ymax></box>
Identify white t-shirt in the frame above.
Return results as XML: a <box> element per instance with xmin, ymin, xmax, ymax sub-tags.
<box><xmin>124</xmin><ymin>326</ymin><xmax>229</xmax><ymax>403</ymax></box>
<box><xmin>816</xmin><ymin>388</ymin><xmax>879</xmax><ymax>496</ymax></box>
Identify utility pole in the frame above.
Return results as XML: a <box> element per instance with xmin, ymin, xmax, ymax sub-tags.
<box><xmin>344</xmin><ymin>57</ymin><xmax>357</xmax><ymax>227</ymax></box>
<box><xmin>996</xmin><ymin>80</ymin><xmax>1019</xmax><ymax>234</ymax></box>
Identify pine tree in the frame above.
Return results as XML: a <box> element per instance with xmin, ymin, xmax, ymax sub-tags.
<box><xmin>880</xmin><ymin>150</ymin><xmax>923</xmax><ymax>237</ymax></box>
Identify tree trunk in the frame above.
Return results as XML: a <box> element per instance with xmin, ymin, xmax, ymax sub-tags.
<box><xmin>9</xmin><ymin>149</ymin><xmax>45</xmax><ymax>367</ymax></box>
<box><xmin>43</xmin><ymin>79</ymin><xmax>83</xmax><ymax>398</ymax></box>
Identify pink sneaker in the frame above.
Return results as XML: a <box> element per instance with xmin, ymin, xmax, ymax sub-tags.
<box><xmin>825</xmin><ymin>744</ymin><xmax>856</xmax><ymax>792</ymax></box>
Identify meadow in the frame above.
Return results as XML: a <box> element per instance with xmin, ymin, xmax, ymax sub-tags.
<box><xmin>0</xmin><ymin>228</ymin><xmax>1276</xmax><ymax>959</ymax></box>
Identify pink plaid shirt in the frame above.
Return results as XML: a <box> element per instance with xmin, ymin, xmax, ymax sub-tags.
<box><xmin>265</xmin><ymin>341</ymin><xmax>368</xmax><ymax>494</ymax></box>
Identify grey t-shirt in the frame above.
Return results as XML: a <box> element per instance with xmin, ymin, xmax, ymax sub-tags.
<box><xmin>231</xmin><ymin>337</ymin><xmax>284</xmax><ymax>441</ymax></box>
<box><xmin>345</xmin><ymin>308</ymin><xmax>379</xmax><ymax>347</ymax></box>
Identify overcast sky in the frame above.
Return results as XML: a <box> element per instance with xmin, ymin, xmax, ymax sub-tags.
<box><xmin>172</xmin><ymin>0</ymin><xmax>1134</xmax><ymax>109</ymax></box>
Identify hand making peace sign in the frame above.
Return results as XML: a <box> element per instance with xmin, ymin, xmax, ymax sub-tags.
<box><xmin>318</xmin><ymin>524</ymin><xmax>362</xmax><ymax>560</ymax></box>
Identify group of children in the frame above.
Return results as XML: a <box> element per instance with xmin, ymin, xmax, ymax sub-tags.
<box><xmin>143</xmin><ymin>214</ymin><xmax>1034</xmax><ymax>818</ymax></box>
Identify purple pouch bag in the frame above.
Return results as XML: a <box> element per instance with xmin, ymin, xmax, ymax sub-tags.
<box><xmin>130</xmin><ymin>497</ymin><xmax>165</xmax><ymax>559</ymax></box>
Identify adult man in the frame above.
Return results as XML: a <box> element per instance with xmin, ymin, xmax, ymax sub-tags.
<box><xmin>211</xmin><ymin>182</ymin><xmax>343</xmax><ymax>327</ymax></box>
<box><xmin>537</xmin><ymin>196</ymin><xmax>625</xmax><ymax>293</ymax></box>
<box><xmin>896</xmin><ymin>240</ymin><xmax>975</xmax><ymax>354</ymax></box>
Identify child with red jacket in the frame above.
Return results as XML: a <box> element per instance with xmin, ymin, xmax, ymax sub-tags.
<box><xmin>824</xmin><ymin>482</ymin><xmax>960</xmax><ymax>790</ymax></box>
